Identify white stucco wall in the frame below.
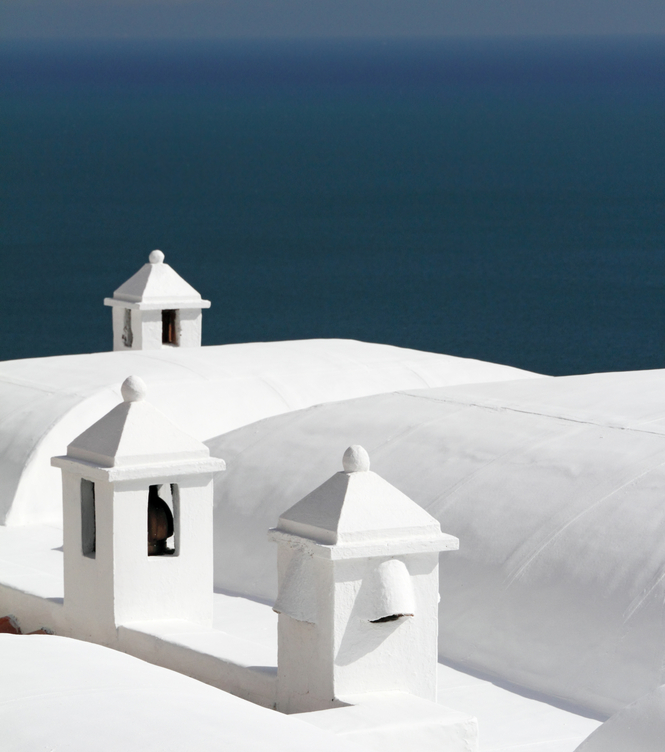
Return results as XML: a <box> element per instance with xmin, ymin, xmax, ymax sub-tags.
<box><xmin>135</xmin><ymin>309</ymin><xmax>163</xmax><ymax>350</ymax></box>
<box><xmin>177</xmin><ymin>308</ymin><xmax>203</xmax><ymax>347</ymax></box>
<box><xmin>272</xmin><ymin>453</ymin><xmax>452</xmax><ymax>712</ymax></box>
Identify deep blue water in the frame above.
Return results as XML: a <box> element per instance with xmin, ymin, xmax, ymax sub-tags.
<box><xmin>1</xmin><ymin>38</ymin><xmax>664</xmax><ymax>375</ymax></box>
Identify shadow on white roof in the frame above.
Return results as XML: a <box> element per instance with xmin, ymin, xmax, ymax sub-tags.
<box><xmin>206</xmin><ymin>368</ymin><xmax>665</xmax><ymax>718</ymax></box>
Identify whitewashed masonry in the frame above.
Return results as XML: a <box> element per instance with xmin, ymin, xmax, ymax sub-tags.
<box><xmin>51</xmin><ymin>375</ymin><xmax>225</xmax><ymax>644</ymax></box>
<box><xmin>270</xmin><ymin>444</ymin><xmax>459</xmax><ymax>714</ymax></box>
<box><xmin>104</xmin><ymin>250</ymin><xmax>211</xmax><ymax>350</ymax></box>
<box><xmin>36</xmin><ymin>382</ymin><xmax>477</xmax><ymax>750</ymax></box>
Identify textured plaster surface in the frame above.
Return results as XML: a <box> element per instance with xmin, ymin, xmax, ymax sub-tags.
<box><xmin>302</xmin><ymin>691</ymin><xmax>479</xmax><ymax>751</ymax></box>
<box><xmin>436</xmin><ymin>664</ymin><xmax>601</xmax><ymax>752</ymax></box>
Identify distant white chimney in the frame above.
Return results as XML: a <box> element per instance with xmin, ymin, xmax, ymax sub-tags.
<box><xmin>104</xmin><ymin>250</ymin><xmax>211</xmax><ymax>351</ymax></box>
<box><xmin>269</xmin><ymin>445</ymin><xmax>458</xmax><ymax>714</ymax></box>
<box><xmin>52</xmin><ymin>375</ymin><xmax>225</xmax><ymax>643</ymax></box>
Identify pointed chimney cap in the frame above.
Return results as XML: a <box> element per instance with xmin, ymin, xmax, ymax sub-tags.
<box><xmin>104</xmin><ymin>250</ymin><xmax>211</xmax><ymax>311</ymax></box>
<box><xmin>273</xmin><ymin>445</ymin><xmax>452</xmax><ymax>550</ymax></box>
<box><xmin>51</xmin><ymin>376</ymin><xmax>225</xmax><ymax>481</ymax></box>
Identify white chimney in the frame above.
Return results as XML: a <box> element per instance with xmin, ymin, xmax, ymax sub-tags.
<box><xmin>104</xmin><ymin>250</ymin><xmax>210</xmax><ymax>351</ymax></box>
<box><xmin>52</xmin><ymin>375</ymin><xmax>225</xmax><ymax>643</ymax></box>
<box><xmin>269</xmin><ymin>445</ymin><xmax>458</xmax><ymax>714</ymax></box>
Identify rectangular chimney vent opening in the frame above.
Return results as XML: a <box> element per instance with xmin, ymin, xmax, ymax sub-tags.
<box><xmin>147</xmin><ymin>483</ymin><xmax>179</xmax><ymax>556</ymax></box>
<box><xmin>81</xmin><ymin>479</ymin><xmax>96</xmax><ymax>558</ymax></box>
<box><xmin>162</xmin><ymin>309</ymin><xmax>177</xmax><ymax>345</ymax></box>
<box><xmin>122</xmin><ymin>308</ymin><xmax>133</xmax><ymax>348</ymax></box>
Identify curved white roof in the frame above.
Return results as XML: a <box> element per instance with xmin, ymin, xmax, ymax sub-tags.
<box><xmin>0</xmin><ymin>634</ymin><xmax>361</xmax><ymax>752</ymax></box>
<box><xmin>0</xmin><ymin>339</ymin><xmax>537</xmax><ymax>526</ymax></box>
<box><xmin>575</xmin><ymin>685</ymin><xmax>665</xmax><ymax>752</ymax></box>
<box><xmin>207</xmin><ymin>368</ymin><xmax>665</xmax><ymax>717</ymax></box>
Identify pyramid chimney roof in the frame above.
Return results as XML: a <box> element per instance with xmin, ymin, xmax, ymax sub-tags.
<box><xmin>52</xmin><ymin>376</ymin><xmax>224</xmax><ymax>481</ymax></box>
<box><xmin>104</xmin><ymin>250</ymin><xmax>210</xmax><ymax>311</ymax></box>
<box><xmin>275</xmin><ymin>445</ymin><xmax>453</xmax><ymax>549</ymax></box>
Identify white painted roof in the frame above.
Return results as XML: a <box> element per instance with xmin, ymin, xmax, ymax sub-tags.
<box><xmin>0</xmin><ymin>339</ymin><xmax>537</xmax><ymax>526</ymax></box>
<box><xmin>0</xmin><ymin>544</ymin><xmax>603</xmax><ymax>751</ymax></box>
<box><xmin>104</xmin><ymin>250</ymin><xmax>210</xmax><ymax>309</ymax></box>
<box><xmin>206</xmin><ymin>367</ymin><xmax>665</xmax><ymax>718</ymax></box>
<box><xmin>575</xmin><ymin>685</ymin><xmax>665</xmax><ymax>752</ymax></box>
<box><xmin>0</xmin><ymin>634</ymin><xmax>362</xmax><ymax>752</ymax></box>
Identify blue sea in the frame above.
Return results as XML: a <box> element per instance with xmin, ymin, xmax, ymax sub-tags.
<box><xmin>1</xmin><ymin>37</ymin><xmax>664</xmax><ymax>375</ymax></box>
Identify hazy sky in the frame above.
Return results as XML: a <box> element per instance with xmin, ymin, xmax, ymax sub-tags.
<box><xmin>2</xmin><ymin>0</ymin><xmax>665</xmax><ymax>39</ymax></box>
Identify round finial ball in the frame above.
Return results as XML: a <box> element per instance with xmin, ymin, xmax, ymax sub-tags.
<box><xmin>149</xmin><ymin>250</ymin><xmax>165</xmax><ymax>264</ymax></box>
<box><xmin>121</xmin><ymin>375</ymin><xmax>147</xmax><ymax>403</ymax></box>
<box><xmin>343</xmin><ymin>445</ymin><xmax>370</xmax><ymax>473</ymax></box>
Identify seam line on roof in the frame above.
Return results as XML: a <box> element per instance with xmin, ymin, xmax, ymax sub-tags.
<box><xmin>503</xmin><ymin>456</ymin><xmax>663</xmax><ymax>589</ymax></box>
<box><xmin>135</xmin><ymin>352</ymin><xmax>216</xmax><ymax>380</ymax></box>
<box><xmin>400</xmin><ymin>364</ymin><xmax>433</xmax><ymax>388</ymax></box>
<box><xmin>401</xmin><ymin>392</ymin><xmax>665</xmax><ymax>437</ymax></box>
<box><xmin>0</xmin><ymin>375</ymin><xmax>64</xmax><ymax>396</ymax></box>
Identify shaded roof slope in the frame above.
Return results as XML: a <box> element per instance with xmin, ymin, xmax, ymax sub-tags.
<box><xmin>575</xmin><ymin>685</ymin><xmax>665</xmax><ymax>752</ymax></box>
<box><xmin>206</xmin><ymin>368</ymin><xmax>665</xmax><ymax>717</ymax></box>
